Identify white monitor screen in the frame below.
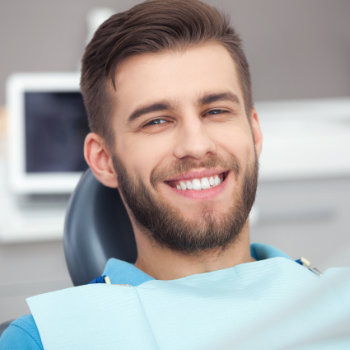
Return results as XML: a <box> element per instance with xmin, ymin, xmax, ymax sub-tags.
<box><xmin>7</xmin><ymin>73</ymin><xmax>90</xmax><ymax>194</ymax></box>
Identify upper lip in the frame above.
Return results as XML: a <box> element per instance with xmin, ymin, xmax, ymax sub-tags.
<box><xmin>165</xmin><ymin>169</ymin><xmax>227</xmax><ymax>182</ymax></box>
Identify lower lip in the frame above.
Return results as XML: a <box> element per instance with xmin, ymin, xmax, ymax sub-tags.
<box><xmin>166</xmin><ymin>174</ymin><xmax>229</xmax><ymax>200</ymax></box>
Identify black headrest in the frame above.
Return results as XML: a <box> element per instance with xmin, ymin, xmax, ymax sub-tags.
<box><xmin>64</xmin><ymin>169</ymin><xmax>137</xmax><ymax>286</ymax></box>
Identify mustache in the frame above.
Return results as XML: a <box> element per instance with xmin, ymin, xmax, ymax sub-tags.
<box><xmin>150</xmin><ymin>155</ymin><xmax>241</xmax><ymax>186</ymax></box>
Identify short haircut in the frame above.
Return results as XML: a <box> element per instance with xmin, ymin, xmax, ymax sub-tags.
<box><xmin>81</xmin><ymin>0</ymin><xmax>253</xmax><ymax>146</ymax></box>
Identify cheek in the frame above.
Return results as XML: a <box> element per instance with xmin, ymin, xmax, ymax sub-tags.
<box><xmin>117</xmin><ymin>135</ymin><xmax>173</xmax><ymax>181</ymax></box>
<box><xmin>213</xmin><ymin>126</ymin><xmax>254</xmax><ymax>158</ymax></box>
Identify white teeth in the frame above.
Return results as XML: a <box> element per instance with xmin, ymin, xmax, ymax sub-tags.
<box><xmin>214</xmin><ymin>175</ymin><xmax>220</xmax><ymax>186</ymax></box>
<box><xmin>175</xmin><ymin>175</ymin><xmax>224</xmax><ymax>191</ymax></box>
<box><xmin>209</xmin><ymin>176</ymin><xmax>214</xmax><ymax>186</ymax></box>
<box><xmin>180</xmin><ymin>181</ymin><xmax>187</xmax><ymax>190</ymax></box>
<box><xmin>192</xmin><ymin>179</ymin><xmax>201</xmax><ymax>190</ymax></box>
<box><xmin>201</xmin><ymin>177</ymin><xmax>210</xmax><ymax>189</ymax></box>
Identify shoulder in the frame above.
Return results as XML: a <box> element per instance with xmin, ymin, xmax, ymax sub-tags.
<box><xmin>0</xmin><ymin>314</ymin><xmax>43</xmax><ymax>349</ymax></box>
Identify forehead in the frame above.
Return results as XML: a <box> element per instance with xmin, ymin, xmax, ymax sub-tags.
<box><xmin>111</xmin><ymin>42</ymin><xmax>244</xmax><ymax>119</ymax></box>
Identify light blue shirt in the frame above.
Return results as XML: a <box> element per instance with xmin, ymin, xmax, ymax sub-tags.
<box><xmin>1</xmin><ymin>243</ymin><xmax>349</xmax><ymax>349</ymax></box>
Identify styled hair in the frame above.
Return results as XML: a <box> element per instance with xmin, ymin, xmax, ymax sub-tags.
<box><xmin>80</xmin><ymin>0</ymin><xmax>253</xmax><ymax>145</ymax></box>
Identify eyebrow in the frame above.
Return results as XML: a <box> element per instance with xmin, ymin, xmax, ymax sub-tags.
<box><xmin>200</xmin><ymin>92</ymin><xmax>240</xmax><ymax>106</ymax></box>
<box><xmin>127</xmin><ymin>91</ymin><xmax>240</xmax><ymax>124</ymax></box>
<box><xmin>127</xmin><ymin>102</ymin><xmax>171</xmax><ymax>123</ymax></box>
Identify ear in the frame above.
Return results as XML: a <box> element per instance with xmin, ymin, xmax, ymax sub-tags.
<box><xmin>250</xmin><ymin>109</ymin><xmax>263</xmax><ymax>157</ymax></box>
<box><xmin>84</xmin><ymin>132</ymin><xmax>119</xmax><ymax>188</ymax></box>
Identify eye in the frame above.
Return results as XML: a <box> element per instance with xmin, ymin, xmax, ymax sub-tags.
<box><xmin>143</xmin><ymin>118</ymin><xmax>168</xmax><ymax>127</ymax></box>
<box><xmin>203</xmin><ymin>108</ymin><xmax>229</xmax><ymax>117</ymax></box>
<box><xmin>140</xmin><ymin>118</ymin><xmax>173</xmax><ymax>133</ymax></box>
<box><xmin>207</xmin><ymin>109</ymin><xmax>226</xmax><ymax>115</ymax></box>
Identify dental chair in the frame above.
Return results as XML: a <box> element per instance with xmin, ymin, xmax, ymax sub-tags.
<box><xmin>64</xmin><ymin>168</ymin><xmax>137</xmax><ymax>286</ymax></box>
<box><xmin>0</xmin><ymin>169</ymin><xmax>136</xmax><ymax>336</ymax></box>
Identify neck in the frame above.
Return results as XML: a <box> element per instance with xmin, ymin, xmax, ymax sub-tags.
<box><xmin>133</xmin><ymin>221</ymin><xmax>253</xmax><ymax>280</ymax></box>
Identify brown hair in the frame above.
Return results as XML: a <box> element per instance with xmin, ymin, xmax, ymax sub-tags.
<box><xmin>80</xmin><ymin>0</ymin><xmax>253</xmax><ymax>146</ymax></box>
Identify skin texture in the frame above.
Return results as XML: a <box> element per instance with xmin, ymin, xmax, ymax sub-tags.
<box><xmin>84</xmin><ymin>42</ymin><xmax>263</xmax><ymax>280</ymax></box>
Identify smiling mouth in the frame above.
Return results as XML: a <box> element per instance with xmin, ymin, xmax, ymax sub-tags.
<box><xmin>166</xmin><ymin>172</ymin><xmax>228</xmax><ymax>191</ymax></box>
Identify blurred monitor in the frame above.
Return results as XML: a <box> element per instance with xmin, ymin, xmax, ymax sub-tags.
<box><xmin>7</xmin><ymin>73</ymin><xmax>89</xmax><ymax>194</ymax></box>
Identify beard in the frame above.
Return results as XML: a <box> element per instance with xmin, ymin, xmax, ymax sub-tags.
<box><xmin>112</xmin><ymin>153</ymin><xmax>258</xmax><ymax>254</ymax></box>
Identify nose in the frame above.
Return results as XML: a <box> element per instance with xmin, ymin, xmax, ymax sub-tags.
<box><xmin>173</xmin><ymin>116</ymin><xmax>217</xmax><ymax>160</ymax></box>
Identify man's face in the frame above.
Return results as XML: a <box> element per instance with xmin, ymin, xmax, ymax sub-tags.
<box><xmin>109</xmin><ymin>42</ymin><xmax>262</xmax><ymax>252</ymax></box>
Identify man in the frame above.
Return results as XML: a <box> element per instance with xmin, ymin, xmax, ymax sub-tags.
<box><xmin>1</xmin><ymin>0</ymin><xmax>350</xmax><ymax>349</ymax></box>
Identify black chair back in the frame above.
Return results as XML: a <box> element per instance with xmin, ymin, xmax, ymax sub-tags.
<box><xmin>64</xmin><ymin>169</ymin><xmax>137</xmax><ymax>286</ymax></box>
<box><xmin>0</xmin><ymin>320</ymin><xmax>13</xmax><ymax>337</ymax></box>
